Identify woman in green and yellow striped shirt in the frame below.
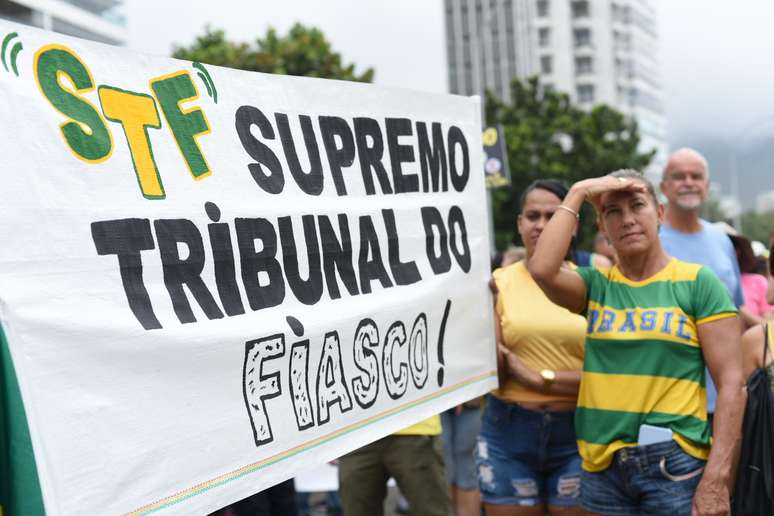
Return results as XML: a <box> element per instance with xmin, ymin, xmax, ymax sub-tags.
<box><xmin>527</xmin><ymin>169</ymin><xmax>746</xmax><ymax>516</ymax></box>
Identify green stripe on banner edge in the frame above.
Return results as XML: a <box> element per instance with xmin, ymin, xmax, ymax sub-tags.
<box><xmin>0</xmin><ymin>323</ymin><xmax>45</xmax><ymax>516</ymax></box>
<box><xmin>129</xmin><ymin>370</ymin><xmax>497</xmax><ymax>515</ymax></box>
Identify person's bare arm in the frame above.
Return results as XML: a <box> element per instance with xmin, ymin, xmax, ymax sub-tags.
<box><xmin>498</xmin><ymin>345</ymin><xmax>580</xmax><ymax>395</ymax></box>
<box><xmin>738</xmin><ymin>306</ymin><xmax>762</xmax><ymax>329</ymax></box>
<box><xmin>741</xmin><ymin>324</ymin><xmax>765</xmax><ymax>379</ymax></box>
<box><xmin>527</xmin><ymin>184</ymin><xmax>589</xmax><ymax>313</ymax></box>
<box><xmin>692</xmin><ymin>315</ymin><xmax>746</xmax><ymax>516</ymax></box>
<box><xmin>528</xmin><ymin>176</ymin><xmax>645</xmax><ymax>313</ymax></box>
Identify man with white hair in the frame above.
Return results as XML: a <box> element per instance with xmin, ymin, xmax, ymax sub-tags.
<box><xmin>659</xmin><ymin>148</ymin><xmax>744</xmax><ymax>306</ymax></box>
<box><xmin>659</xmin><ymin>147</ymin><xmax>746</xmax><ymax>417</ymax></box>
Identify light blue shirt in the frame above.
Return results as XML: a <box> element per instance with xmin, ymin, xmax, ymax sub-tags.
<box><xmin>659</xmin><ymin>219</ymin><xmax>744</xmax><ymax>413</ymax></box>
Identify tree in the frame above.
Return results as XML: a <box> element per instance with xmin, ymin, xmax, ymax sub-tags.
<box><xmin>486</xmin><ymin>77</ymin><xmax>654</xmax><ymax>250</ymax></box>
<box><xmin>699</xmin><ymin>197</ymin><xmax>730</xmax><ymax>224</ymax></box>
<box><xmin>741</xmin><ymin>209</ymin><xmax>774</xmax><ymax>244</ymax></box>
<box><xmin>173</xmin><ymin>24</ymin><xmax>374</xmax><ymax>82</ymax></box>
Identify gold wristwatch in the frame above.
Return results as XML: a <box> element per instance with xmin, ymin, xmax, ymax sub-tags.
<box><xmin>540</xmin><ymin>369</ymin><xmax>556</xmax><ymax>387</ymax></box>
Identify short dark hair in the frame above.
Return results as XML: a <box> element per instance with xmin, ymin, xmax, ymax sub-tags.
<box><xmin>519</xmin><ymin>179</ymin><xmax>569</xmax><ymax>211</ymax></box>
<box><xmin>608</xmin><ymin>169</ymin><xmax>658</xmax><ymax>204</ymax></box>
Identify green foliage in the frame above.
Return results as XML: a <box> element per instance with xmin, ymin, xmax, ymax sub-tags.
<box><xmin>699</xmin><ymin>197</ymin><xmax>730</xmax><ymax>223</ymax></box>
<box><xmin>173</xmin><ymin>24</ymin><xmax>374</xmax><ymax>82</ymax></box>
<box><xmin>741</xmin><ymin>210</ymin><xmax>774</xmax><ymax>244</ymax></box>
<box><xmin>487</xmin><ymin>77</ymin><xmax>655</xmax><ymax>250</ymax></box>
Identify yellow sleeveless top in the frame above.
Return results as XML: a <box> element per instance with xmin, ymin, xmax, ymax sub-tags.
<box><xmin>493</xmin><ymin>261</ymin><xmax>586</xmax><ymax>403</ymax></box>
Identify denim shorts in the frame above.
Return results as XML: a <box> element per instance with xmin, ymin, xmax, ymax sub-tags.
<box><xmin>475</xmin><ymin>395</ymin><xmax>582</xmax><ymax>507</ymax></box>
<box><xmin>581</xmin><ymin>440</ymin><xmax>706</xmax><ymax>516</ymax></box>
<box><xmin>441</xmin><ymin>407</ymin><xmax>481</xmax><ymax>490</ymax></box>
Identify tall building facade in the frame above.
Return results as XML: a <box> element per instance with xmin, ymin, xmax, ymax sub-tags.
<box><xmin>445</xmin><ymin>0</ymin><xmax>667</xmax><ymax>178</ymax></box>
<box><xmin>0</xmin><ymin>0</ymin><xmax>126</xmax><ymax>45</ymax></box>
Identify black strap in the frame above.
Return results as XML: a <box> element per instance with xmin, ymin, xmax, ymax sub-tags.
<box><xmin>764</xmin><ymin>322</ymin><xmax>769</xmax><ymax>365</ymax></box>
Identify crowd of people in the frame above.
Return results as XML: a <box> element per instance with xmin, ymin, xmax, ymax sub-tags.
<box><xmin>216</xmin><ymin>147</ymin><xmax>774</xmax><ymax>515</ymax></box>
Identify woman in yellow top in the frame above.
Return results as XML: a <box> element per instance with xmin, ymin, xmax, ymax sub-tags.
<box><xmin>478</xmin><ymin>179</ymin><xmax>586</xmax><ymax>516</ymax></box>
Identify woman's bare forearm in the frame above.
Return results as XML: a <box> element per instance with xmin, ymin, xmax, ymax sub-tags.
<box><xmin>527</xmin><ymin>184</ymin><xmax>590</xmax><ymax>313</ymax></box>
<box><xmin>528</xmin><ymin>185</ymin><xmax>587</xmax><ymax>283</ymax></box>
<box><xmin>704</xmin><ymin>381</ymin><xmax>746</xmax><ymax>488</ymax></box>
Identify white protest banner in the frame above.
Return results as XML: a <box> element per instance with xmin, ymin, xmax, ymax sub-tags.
<box><xmin>0</xmin><ymin>21</ymin><xmax>496</xmax><ymax>515</ymax></box>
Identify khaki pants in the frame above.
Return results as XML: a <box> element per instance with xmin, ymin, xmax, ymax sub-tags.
<box><xmin>338</xmin><ymin>434</ymin><xmax>450</xmax><ymax>516</ymax></box>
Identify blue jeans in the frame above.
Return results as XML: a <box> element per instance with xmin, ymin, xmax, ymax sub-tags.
<box><xmin>581</xmin><ymin>440</ymin><xmax>706</xmax><ymax>516</ymax></box>
<box><xmin>475</xmin><ymin>395</ymin><xmax>582</xmax><ymax>507</ymax></box>
<box><xmin>441</xmin><ymin>407</ymin><xmax>481</xmax><ymax>490</ymax></box>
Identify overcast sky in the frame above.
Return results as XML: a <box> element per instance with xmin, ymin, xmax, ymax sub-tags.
<box><xmin>127</xmin><ymin>0</ymin><xmax>774</xmax><ymax>147</ymax></box>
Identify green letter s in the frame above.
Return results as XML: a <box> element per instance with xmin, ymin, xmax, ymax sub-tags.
<box><xmin>33</xmin><ymin>44</ymin><xmax>113</xmax><ymax>163</ymax></box>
